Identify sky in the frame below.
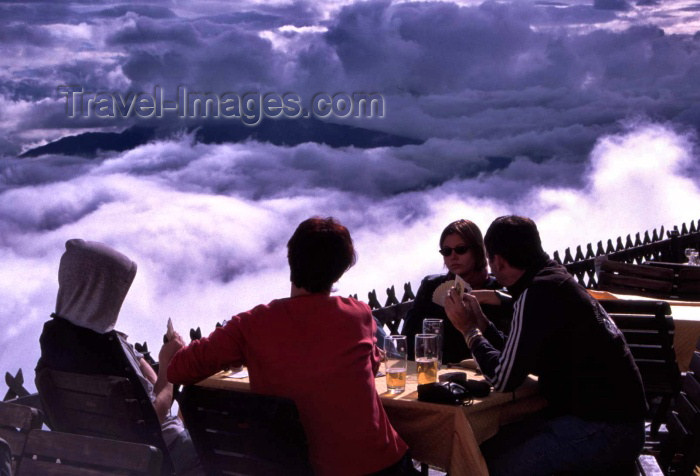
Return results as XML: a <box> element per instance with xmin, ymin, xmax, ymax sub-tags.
<box><xmin>1</xmin><ymin>0</ymin><xmax>700</xmax><ymax>394</ymax></box>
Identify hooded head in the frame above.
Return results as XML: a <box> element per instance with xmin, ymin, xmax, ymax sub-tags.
<box><xmin>55</xmin><ymin>239</ymin><xmax>137</xmax><ymax>334</ymax></box>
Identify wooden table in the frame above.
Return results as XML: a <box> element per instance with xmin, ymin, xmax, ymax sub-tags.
<box><xmin>200</xmin><ymin>362</ymin><xmax>547</xmax><ymax>476</ymax></box>
<box><xmin>589</xmin><ymin>290</ymin><xmax>700</xmax><ymax>371</ymax></box>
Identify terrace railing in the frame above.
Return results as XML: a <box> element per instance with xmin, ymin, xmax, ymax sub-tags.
<box><xmin>554</xmin><ymin>219</ymin><xmax>700</xmax><ymax>289</ymax></box>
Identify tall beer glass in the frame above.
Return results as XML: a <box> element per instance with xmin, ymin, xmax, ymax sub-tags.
<box><xmin>415</xmin><ymin>334</ymin><xmax>439</xmax><ymax>385</ymax></box>
<box><xmin>384</xmin><ymin>335</ymin><xmax>407</xmax><ymax>393</ymax></box>
<box><xmin>422</xmin><ymin>318</ymin><xmax>444</xmax><ymax>366</ymax></box>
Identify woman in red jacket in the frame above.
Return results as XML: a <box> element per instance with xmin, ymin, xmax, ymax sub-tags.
<box><xmin>168</xmin><ymin>217</ymin><xmax>415</xmax><ymax>476</ymax></box>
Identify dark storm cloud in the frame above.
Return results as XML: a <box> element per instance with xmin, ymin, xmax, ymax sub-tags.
<box><xmin>0</xmin><ymin>22</ymin><xmax>53</xmax><ymax>45</ymax></box>
<box><xmin>118</xmin><ymin>25</ymin><xmax>282</xmax><ymax>90</ymax></box>
<box><xmin>93</xmin><ymin>4</ymin><xmax>177</xmax><ymax>19</ymax></box>
<box><xmin>106</xmin><ymin>16</ymin><xmax>201</xmax><ymax>46</ymax></box>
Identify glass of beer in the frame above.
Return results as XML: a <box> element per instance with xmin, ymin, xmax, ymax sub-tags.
<box><xmin>384</xmin><ymin>335</ymin><xmax>407</xmax><ymax>393</ymax></box>
<box><xmin>422</xmin><ymin>318</ymin><xmax>443</xmax><ymax>366</ymax></box>
<box><xmin>415</xmin><ymin>334</ymin><xmax>439</xmax><ymax>385</ymax></box>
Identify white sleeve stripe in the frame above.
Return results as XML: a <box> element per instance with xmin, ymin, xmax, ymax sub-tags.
<box><xmin>493</xmin><ymin>300</ymin><xmax>519</xmax><ymax>387</ymax></box>
<box><xmin>493</xmin><ymin>293</ymin><xmax>524</xmax><ymax>389</ymax></box>
<box><xmin>492</xmin><ymin>289</ymin><xmax>528</xmax><ymax>391</ymax></box>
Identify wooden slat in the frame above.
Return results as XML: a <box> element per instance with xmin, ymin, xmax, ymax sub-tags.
<box><xmin>21</xmin><ymin>430</ymin><xmax>161</xmax><ymax>474</ymax></box>
<box><xmin>611</xmin><ymin>314</ymin><xmax>674</xmax><ymax>331</ymax></box>
<box><xmin>0</xmin><ymin>402</ymin><xmax>42</xmax><ymax>432</ymax></box>
<box><xmin>600</xmin><ymin>260</ymin><xmax>675</xmax><ymax>280</ymax></box>
<box><xmin>599</xmin><ymin>299</ymin><xmax>672</xmax><ymax>316</ymax></box>
<box><xmin>599</xmin><ymin>273</ymin><xmax>673</xmax><ymax>294</ymax></box>
<box><xmin>55</xmin><ymin>408</ymin><xmax>146</xmax><ymax>441</ymax></box>
<box><xmin>49</xmin><ymin>372</ymin><xmax>131</xmax><ymax>397</ymax></box>
<box><xmin>0</xmin><ymin>402</ymin><xmax>42</xmax><ymax>464</ymax></box>
<box><xmin>17</xmin><ymin>459</ymin><xmax>114</xmax><ymax>476</ymax></box>
<box><xmin>678</xmin><ymin>268</ymin><xmax>700</xmax><ymax>280</ymax></box>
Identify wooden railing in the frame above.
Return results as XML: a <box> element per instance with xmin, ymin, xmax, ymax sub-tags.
<box><xmin>554</xmin><ymin>219</ymin><xmax>700</xmax><ymax>289</ymax></box>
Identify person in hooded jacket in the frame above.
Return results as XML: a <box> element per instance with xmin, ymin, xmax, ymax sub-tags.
<box><xmin>35</xmin><ymin>239</ymin><xmax>202</xmax><ymax>475</ymax></box>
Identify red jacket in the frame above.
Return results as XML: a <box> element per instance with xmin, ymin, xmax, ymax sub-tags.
<box><xmin>168</xmin><ymin>294</ymin><xmax>407</xmax><ymax>475</ymax></box>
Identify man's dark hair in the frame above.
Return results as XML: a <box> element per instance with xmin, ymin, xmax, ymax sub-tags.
<box><xmin>484</xmin><ymin>216</ymin><xmax>549</xmax><ymax>270</ymax></box>
<box><xmin>287</xmin><ymin>217</ymin><xmax>357</xmax><ymax>293</ymax></box>
<box><xmin>439</xmin><ymin>219</ymin><xmax>488</xmax><ymax>273</ymax></box>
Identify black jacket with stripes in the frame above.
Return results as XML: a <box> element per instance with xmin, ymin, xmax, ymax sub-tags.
<box><xmin>471</xmin><ymin>260</ymin><xmax>647</xmax><ymax>422</ymax></box>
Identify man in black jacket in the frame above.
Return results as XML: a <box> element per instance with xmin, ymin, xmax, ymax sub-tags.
<box><xmin>445</xmin><ymin>216</ymin><xmax>647</xmax><ymax>476</ymax></box>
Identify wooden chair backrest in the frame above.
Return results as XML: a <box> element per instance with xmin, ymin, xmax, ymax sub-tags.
<box><xmin>16</xmin><ymin>429</ymin><xmax>162</xmax><ymax>476</ymax></box>
<box><xmin>35</xmin><ymin>368</ymin><xmax>172</xmax><ymax>474</ymax></box>
<box><xmin>599</xmin><ymin>300</ymin><xmax>680</xmax><ymax>396</ymax></box>
<box><xmin>631</xmin><ymin>261</ymin><xmax>700</xmax><ymax>300</ymax></box>
<box><xmin>599</xmin><ymin>299</ymin><xmax>681</xmax><ymax>437</ymax></box>
<box><xmin>372</xmin><ymin>301</ymin><xmax>414</xmax><ymax>335</ymax></box>
<box><xmin>0</xmin><ymin>401</ymin><xmax>42</xmax><ymax>473</ymax></box>
<box><xmin>677</xmin><ymin>268</ymin><xmax>700</xmax><ymax>298</ymax></box>
<box><xmin>598</xmin><ymin>260</ymin><xmax>674</xmax><ymax>298</ymax></box>
<box><xmin>179</xmin><ymin>385</ymin><xmax>312</xmax><ymax>476</ymax></box>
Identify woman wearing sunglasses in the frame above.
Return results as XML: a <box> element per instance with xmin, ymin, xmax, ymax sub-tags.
<box><xmin>403</xmin><ymin>219</ymin><xmax>512</xmax><ymax>364</ymax></box>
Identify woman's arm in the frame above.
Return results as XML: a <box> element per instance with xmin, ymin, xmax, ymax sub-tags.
<box><xmin>168</xmin><ymin>318</ymin><xmax>246</xmax><ymax>385</ymax></box>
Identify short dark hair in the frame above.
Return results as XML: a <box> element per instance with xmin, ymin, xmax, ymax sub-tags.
<box><xmin>287</xmin><ymin>217</ymin><xmax>357</xmax><ymax>293</ymax></box>
<box><xmin>439</xmin><ymin>219</ymin><xmax>488</xmax><ymax>273</ymax></box>
<box><xmin>484</xmin><ymin>216</ymin><xmax>549</xmax><ymax>270</ymax></box>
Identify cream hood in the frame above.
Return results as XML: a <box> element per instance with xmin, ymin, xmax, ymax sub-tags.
<box><xmin>54</xmin><ymin>239</ymin><xmax>137</xmax><ymax>334</ymax></box>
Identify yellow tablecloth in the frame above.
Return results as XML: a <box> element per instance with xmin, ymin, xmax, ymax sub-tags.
<box><xmin>200</xmin><ymin>362</ymin><xmax>547</xmax><ymax>476</ymax></box>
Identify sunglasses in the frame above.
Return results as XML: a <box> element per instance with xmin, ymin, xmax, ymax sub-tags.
<box><xmin>439</xmin><ymin>245</ymin><xmax>471</xmax><ymax>257</ymax></box>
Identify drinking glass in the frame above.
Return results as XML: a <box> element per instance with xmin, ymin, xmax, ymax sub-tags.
<box><xmin>422</xmin><ymin>318</ymin><xmax>444</xmax><ymax>366</ymax></box>
<box><xmin>690</xmin><ymin>250</ymin><xmax>699</xmax><ymax>266</ymax></box>
<box><xmin>384</xmin><ymin>335</ymin><xmax>407</xmax><ymax>393</ymax></box>
<box><xmin>415</xmin><ymin>334</ymin><xmax>439</xmax><ymax>385</ymax></box>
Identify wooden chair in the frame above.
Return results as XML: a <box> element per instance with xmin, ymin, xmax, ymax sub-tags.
<box><xmin>16</xmin><ymin>429</ymin><xmax>162</xmax><ymax>475</ymax></box>
<box><xmin>658</xmin><ymin>351</ymin><xmax>700</xmax><ymax>475</ymax></box>
<box><xmin>0</xmin><ymin>401</ymin><xmax>42</xmax><ymax>473</ymax></box>
<box><xmin>634</xmin><ymin>261</ymin><xmax>700</xmax><ymax>301</ymax></box>
<box><xmin>372</xmin><ymin>301</ymin><xmax>414</xmax><ymax>335</ymax></box>
<box><xmin>35</xmin><ymin>368</ymin><xmax>174</xmax><ymax>475</ymax></box>
<box><xmin>676</xmin><ymin>267</ymin><xmax>700</xmax><ymax>300</ymax></box>
<box><xmin>598</xmin><ymin>260</ymin><xmax>675</xmax><ymax>299</ymax></box>
<box><xmin>598</xmin><ymin>300</ymin><xmax>681</xmax><ymax>435</ymax></box>
<box><xmin>179</xmin><ymin>385</ymin><xmax>312</xmax><ymax>476</ymax></box>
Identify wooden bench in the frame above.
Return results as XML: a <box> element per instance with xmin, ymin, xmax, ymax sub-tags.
<box><xmin>0</xmin><ymin>401</ymin><xmax>42</xmax><ymax>473</ymax></box>
<box><xmin>17</xmin><ymin>429</ymin><xmax>162</xmax><ymax>475</ymax></box>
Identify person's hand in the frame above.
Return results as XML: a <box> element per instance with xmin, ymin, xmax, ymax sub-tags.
<box><xmin>158</xmin><ymin>332</ymin><xmax>185</xmax><ymax>365</ymax></box>
<box><xmin>445</xmin><ymin>288</ymin><xmax>485</xmax><ymax>335</ymax></box>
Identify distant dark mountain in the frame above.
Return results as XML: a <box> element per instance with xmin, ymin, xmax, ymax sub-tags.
<box><xmin>19</xmin><ymin>119</ymin><xmax>423</xmax><ymax>158</ymax></box>
<box><xmin>19</xmin><ymin>126</ymin><xmax>156</xmax><ymax>158</ymax></box>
